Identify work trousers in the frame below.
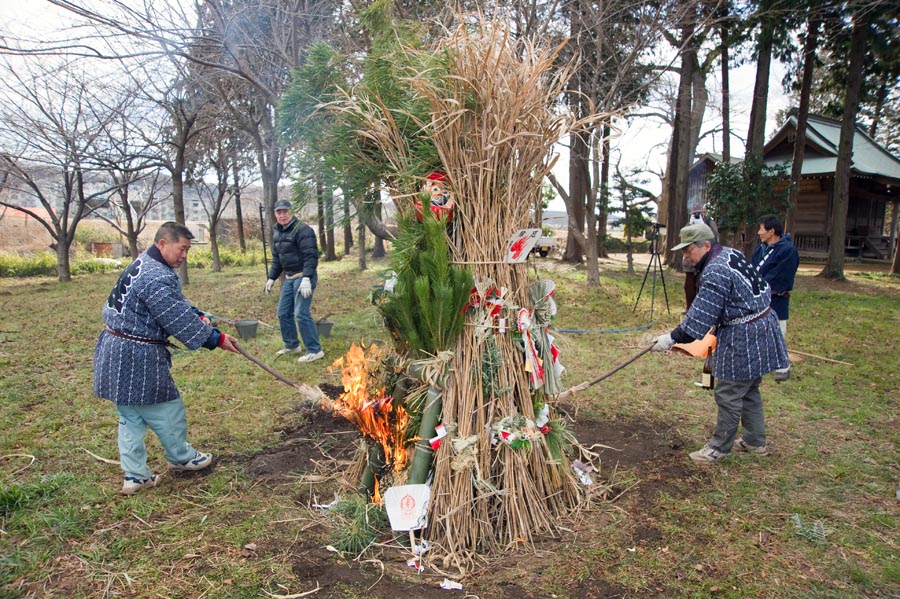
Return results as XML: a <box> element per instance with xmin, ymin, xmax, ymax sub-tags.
<box><xmin>277</xmin><ymin>273</ymin><xmax>322</xmax><ymax>354</ymax></box>
<box><xmin>709</xmin><ymin>377</ymin><xmax>765</xmax><ymax>453</ymax></box>
<box><xmin>116</xmin><ymin>398</ymin><xmax>198</xmax><ymax>480</ymax></box>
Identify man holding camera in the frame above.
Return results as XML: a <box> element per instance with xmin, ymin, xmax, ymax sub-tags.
<box><xmin>683</xmin><ymin>203</ymin><xmax>718</xmax><ymax>310</ymax></box>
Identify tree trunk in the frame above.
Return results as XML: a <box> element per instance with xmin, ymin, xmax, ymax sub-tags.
<box><xmin>343</xmin><ymin>194</ymin><xmax>353</xmax><ymax>254</ymax></box>
<box><xmin>597</xmin><ymin>125</ymin><xmax>610</xmax><ymax>260</ymax></box>
<box><xmin>584</xmin><ymin>127</ymin><xmax>600</xmax><ymax>285</ymax></box>
<box><xmin>565</xmin><ymin>128</ymin><xmax>588</xmax><ymax>263</ymax></box>
<box><xmin>371</xmin><ymin>200</ymin><xmax>385</xmax><ymax>259</ymax></box>
<box><xmin>172</xmin><ymin>152</ymin><xmax>189</xmax><ymax>285</ymax></box>
<box><xmin>688</xmin><ymin>52</ymin><xmax>707</xmax><ymax>161</ymax></box>
<box><xmin>869</xmin><ymin>80</ymin><xmax>887</xmax><ymax>138</ymax></box>
<box><xmin>665</xmin><ymin>22</ymin><xmax>695</xmax><ymax>271</ymax></box>
<box><xmin>231</xmin><ymin>159</ymin><xmax>246</xmax><ymax>252</ymax></box>
<box><xmin>317</xmin><ymin>186</ymin><xmax>327</xmax><ymax>251</ymax></box>
<box><xmin>323</xmin><ymin>180</ymin><xmax>337</xmax><ymax>261</ymax></box>
<box><xmin>720</xmin><ymin>16</ymin><xmax>731</xmax><ymax>165</ymax></box>
<box><xmin>357</xmin><ymin>221</ymin><xmax>367</xmax><ymax>271</ymax></box>
<box><xmin>745</xmin><ymin>14</ymin><xmax>773</xmax><ymax>161</ymax></box>
<box><xmin>56</xmin><ymin>239</ymin><xmax>72</xmax><ymax>282</ymax></box>
<box><xmin>889</xmin><ymin>201</ymin><xmax>899</xmax><ymax>274</ymax></box>
<box><xmin>210</xmin><ymin>218</ymin><xmax>221</xmax><ymax>273</ymax></box>
<box><xmin>786</xmin><ymin>17</ymin><xmax>820</xmax><ymax>233</ymax></box>
<box><xmin>821</xmin><ymin>14</ymin><xmax>870</xmax><ymax>280</ymax></box>
<box><xmin>892</xmin><ymin>211</ymin><xmax>900</xmax><ymax>275</ymax></box>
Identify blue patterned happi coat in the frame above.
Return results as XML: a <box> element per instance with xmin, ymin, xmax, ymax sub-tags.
<box><xmin>93</xmin><ymin>246</ymin><xmax>219</xmax><ymax>406</ymax></box>
<box><xmin>676</xmin><ymin>245</ymin><xmax>789</xmax><ymax>381</ymax></box>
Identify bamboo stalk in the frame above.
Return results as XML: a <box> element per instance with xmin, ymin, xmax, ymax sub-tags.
<box><xmin>557</xmin><ymin>345</ymin><xmax>655</xmax><ymax>400</ymax></box>
<box><xmin>788</xmin><ymin>349</ymin><xmax>853</xmax><ymax>365</ymax></box>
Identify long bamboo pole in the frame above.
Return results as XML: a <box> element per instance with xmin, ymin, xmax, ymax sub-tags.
<box><xmin>557</xmin><ymin>345</ymin><xmax>655</xmax><ymax>400</ymax></box>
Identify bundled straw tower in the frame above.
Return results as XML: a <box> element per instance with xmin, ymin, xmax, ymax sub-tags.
<box><xmin>334</xmin><ymin>17</ymin><xmax>586</xmax><ymax>573</ymax></box>
<box><xmin>410</xmin><ymin>23</ymin><xmax>582</xmax><ymax>572</ymax></box>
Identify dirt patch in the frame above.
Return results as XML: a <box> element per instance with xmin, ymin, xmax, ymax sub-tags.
<box><xmin>245</xmin><ymin>389</ymin><xmax>359</xmax><ymax>483</ymax></box>
<box><xmin>239</xmin><ymin>395</ymin><xmax>700</xmax><ymax>597</ymax></box>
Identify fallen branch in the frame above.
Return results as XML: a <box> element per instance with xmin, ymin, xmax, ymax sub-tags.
<box><xmin>262</xmin><ymin>584</ymin><xmax>321</xmax><ymax>598</ymax></box>
<box><xmin>1</xmin><ymin>453</ymin><xmax>36</xmax><ymax>475</ymax></box>
<box><xmin>788</xmin><ymin>349</ymin><xmax>853</xmax><ymax>366</ymax></box>
<box><xmin>80</xmin><ymin>448</ymin><xmax>120</xmax><ymax>465</ymax></box>
<box><xmin>558</xmin><ymin>345</ymin><xmax>655</xmax><ymax>400</ymax></box>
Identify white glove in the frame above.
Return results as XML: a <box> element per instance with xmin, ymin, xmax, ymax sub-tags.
<box><xmin>299</xmin><ymin>277</ymin><xmax>312</xmax><ymax>298</ymax></box>
<box><xmin>651</xmin><ymin>333</ymin><xmax>675</xmax><ymax>352</ymax></box>
<box><xmin>265</xmin><ymin>279</ymin><xmax>275</xmax><ymax>294</ymax></box>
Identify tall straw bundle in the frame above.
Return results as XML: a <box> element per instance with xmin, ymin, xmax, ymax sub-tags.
<box><xmin>407</xmin><ymin>21</ymin><xmax>583</xmax><ymax>572</ymax></box>
<box><xmin>334</xmin><ymin>14</ymin><xmax>586</xmax><ymax>573</ymax></box>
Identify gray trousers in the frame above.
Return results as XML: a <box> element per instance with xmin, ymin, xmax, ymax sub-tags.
<box><xmin>710</xmin><ymin>377</ymin><xmax>765</xmax><ymax>452</ymax></box>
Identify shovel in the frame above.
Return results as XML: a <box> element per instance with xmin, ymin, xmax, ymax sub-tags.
<box><xmin>231</xmin><ymin>341</ymin><xmax>323</xmax><ymax>401</ymax></box>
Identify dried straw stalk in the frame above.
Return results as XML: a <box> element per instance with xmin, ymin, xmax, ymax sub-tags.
<box><xmin>408</xmin><ymin>20</ymin><xmax>582</xmax><ymax>572</ymax></box>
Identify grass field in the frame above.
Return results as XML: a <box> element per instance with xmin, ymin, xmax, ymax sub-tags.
<box><xmin>1</xmin><ymin>252</ymin><xmax>898</xmax><ymax>598</ymax></box>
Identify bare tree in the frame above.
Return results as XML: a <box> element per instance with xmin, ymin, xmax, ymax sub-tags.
<box><xmin>187</xmin><ymin>129</ymin><xmax>239</xmax><ymax>273</ymax></box>
<box><xmin>90</xmin><ymin>86</ymin><xmax>171</xmax><ymax>258</ymax></box>
<box><xmin>0</xmin><ymin>58</ymin><xmax>119</xmax><ymax>281</ymax></box>
<box><xmin>551</xmin><ymin>0</ymin><xmax>696</xmax><ymax>284</ymax></box>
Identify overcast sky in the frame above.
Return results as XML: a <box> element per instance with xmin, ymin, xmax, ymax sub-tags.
<box><xmin>2</xmin><ymin>2</ymin><xmax>792</xmax><ymax>213</ymax></box>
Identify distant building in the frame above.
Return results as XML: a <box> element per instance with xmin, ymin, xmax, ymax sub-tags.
<box><xmin>687</xmin><ymin>111</ymin><xmax>900</xmax><ymax>260</ymax></box>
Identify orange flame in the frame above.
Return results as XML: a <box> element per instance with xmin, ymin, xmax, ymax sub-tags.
<box><xmin>328</xmin><ymin>344</ymin><xmax>410</xmax><ymax>476</ymax></box>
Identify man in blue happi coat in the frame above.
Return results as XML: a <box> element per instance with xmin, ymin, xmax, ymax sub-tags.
<box><xmin>752</xmin><ymin>214</ymin><xmax>800</xmax><ymax>382</ymax></box>
<box><xmin>651</xmin><ymin>223</ymin><xmax>789</xmax><ymax>465</ymax></box>
<box><xmin>94</xmin><ymin>222</ymin><xmax>239</xmax><ymax>495</ymax></box>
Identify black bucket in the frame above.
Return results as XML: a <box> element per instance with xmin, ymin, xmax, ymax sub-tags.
<box><xmin>234</xmin><ymin>319</ymin><xmax>259</xmax><ymax>340</ymax></box>
<box><xmin>316</xmin><ymin>320</ymin><xmax>334</xmax><ymax>338</ymax></box>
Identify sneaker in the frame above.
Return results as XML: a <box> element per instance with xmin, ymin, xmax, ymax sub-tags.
<box><xmin>121</xmin><ymin>474</ymin><xmax>160</xmax><ymax>495</ymax></box>
<box><xmin>689</xmin><ymin>444</ymin><xmax>726</xmax><ymax>465</ymax></box>
<box><xmin>733</xmin><ymin>437</ymin><xmax>769</xmax><ymax>455</ymax></box>
<box><xmin>297</xmin><ymin>350</ymin><xmax>325</xmax><ymax>363</ymax></box>
<box><xmin>774</xmin><ymin>369</ymin><xmax>791</xmax><ymax>383</ymax></box>
<box><xmin>169</xmin><ymin>451</ymin><xmax>213</xmax><ymax>472</ymax></box>
<box><xmin>275</xmin><ymin>347</ymin><xmax>302</xmax><ymax>357</ymax></box>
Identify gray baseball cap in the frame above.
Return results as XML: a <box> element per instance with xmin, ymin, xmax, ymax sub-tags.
<box><xmin>672</xmin><ymin>223</ymin><xmax>715</xmax><ymax>250</ymax></box>
<box><xmin>273</xmin><ymin>199</ymin><xmax>292</xmax><ymax>211</ymax></box>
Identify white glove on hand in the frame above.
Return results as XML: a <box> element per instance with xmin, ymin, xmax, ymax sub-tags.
<box><xmin>299</xmin><ymin>277</ymin><xmax>312</xmax><ymax>298</ymax></box>
<box><xmin>265</xmin><ymin>279</ymin><xmax>275</xmax><ymax>295</ymax></box>
<box><xmin>651</xmin><ymin>333</ymin><xmax>675</xmax><ymax>352</ymax></box>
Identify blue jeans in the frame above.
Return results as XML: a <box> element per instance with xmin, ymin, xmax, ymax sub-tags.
<box><xmin>116</xmin><ymin>399</ymin><xmax>197</xmax><ymax>479</ymax></box>
<box><xmin>277</xmin><ymin>273</ymin><xmax>322</xmax><ymax>354</ymax></box>
<box><xmin>709</xmin><ymin>377</ymin><xmax>765</xmax><ymax>452</ymax></box>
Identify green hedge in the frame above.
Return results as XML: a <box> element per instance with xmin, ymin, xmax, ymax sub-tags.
<box><xmin>604</xmin><ymin>236</ymin><xmax>650</xmax><ymax>254</ymax></box>
<box><xmin>1</xmin><ymin>245</ymin><xmax>265</xmax><ymax>278</ymax></box>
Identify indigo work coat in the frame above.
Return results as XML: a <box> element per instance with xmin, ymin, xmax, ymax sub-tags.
<box><xmin>674</xmin><ymin>245</ymin><xmax>789</xmax><ymax>381</ymax></box>
<box><xmin>93</xmin><ymin>246</ymin><xmax>220</xmax><ymax>406</ymax></box>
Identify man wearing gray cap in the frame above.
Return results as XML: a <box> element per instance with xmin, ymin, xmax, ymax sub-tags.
<box><xmin>650</xmin><ymin>223</ymin><xmax>789</xmax><ymax>465</ymax></box>
<box><xmin>265</xmin><ymin>199</ymin><xmax>323</xmax><ymax>362</ymax></box>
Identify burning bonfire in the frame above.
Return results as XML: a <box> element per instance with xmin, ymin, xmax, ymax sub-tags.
<box><xmin>323</xmin><ymin>343</ymin><xmax>411</xmax><ymax>501</ymax></box>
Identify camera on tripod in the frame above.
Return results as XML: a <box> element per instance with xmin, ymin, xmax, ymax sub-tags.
<box><xmin>645</xmin><ymin>222</ymin><xmax>666</xmax><ymax>241</ymax></box>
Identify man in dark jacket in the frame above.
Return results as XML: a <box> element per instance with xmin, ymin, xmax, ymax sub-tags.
<box><xmin>752</xmin><ymin>214</ymin><xmax>800</xmax><ymax>382</ymax></box>
<box><xmin>265</xmin><ymin>199</ymin><xmax>323</xmax><ymax>362</ymax></box>
<box><xmin>94</xmin><ymin>222</ymin><xmax>239</xmax><ymax>495</ymax></box>
<box><xmin>651</xmin><ymin>223</ymin><xmax>789</xmax><ymax>465</ymax></box>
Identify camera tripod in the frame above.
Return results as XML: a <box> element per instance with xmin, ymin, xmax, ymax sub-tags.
<box><xmin>632</xmin><ymin>226</ymin><xmax>670</xmax><ymax>320</ymax></box>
